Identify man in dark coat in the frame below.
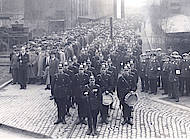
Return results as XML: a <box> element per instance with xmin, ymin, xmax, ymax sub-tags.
<box><xmin>83</xmin><ymin>75</ymin><xmax>102</xmax><ymax>136</ymax></box>
<box><xmin>139</xmin><ymin>54</ymin><xmax>146</xmax><ymax>92</ymax></box>
<box><xmin>147</xmin><ymin>54</ymin><xmax>160</xmax><ymax>95</ymax></box>
<box><xmin>49</xmin><ymin>52</ymin><xmax>59</xmax><ymax>100</ymax></box>
<box><xmin>53</xmin><ymin>64</ymin><xmax>71</xmax><ymax>125</ymax></box>
<box><xmin>18</xmin><ymin>47</ymin><xmax>29</xmax><ymax>89</ymax></box>
<box><xmin>11</xmin><ymin>49</ymin><xmax>19</xmax><ymax>84</ymax></box>
<box><xmin>161</xmin><ymin>56</ymin><xmax>170</xmax><ymax>95</ymax></box>
<box><xmin>168</xmin><ymin>54</ymin><xmax>180</xmax><ymax>102</ymax></box>
<box><xmin>117</xmin><ymin>66</ymin><xmax>135</xmax><ymax>125</ymax></box>
<box><xmin>74</xmin><ymin>65</ymin><xmax>89</xmax><ymax>125</ymax></box>
<box><xmin>63</xmin><ymin>61</ymin><xmax>74</xmax><ymax>116</ymax></box>
<box><xmin>96</xmin><ymin>65</ymin><xmax>112</xmax><ymax>124</ymax></box>
<box><xmin>179</xmin><ymin>53</ymin><xmax>190</xmax><ymax>96</ymax></box>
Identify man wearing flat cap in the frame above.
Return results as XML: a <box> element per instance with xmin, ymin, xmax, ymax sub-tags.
<box><xmin>53</xmin><ymin>63</ymin><xmax>70</xmax><ymax>125</ymax></box>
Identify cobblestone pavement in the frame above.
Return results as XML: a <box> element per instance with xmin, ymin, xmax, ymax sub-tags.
<box><xmin>0</xmin><ymin>84</ymin><xmax>190</xmax><ymax>138</ymax></box>
<box><xmin>0</xmin><ymin>66</ymin><xmax>11</xmax><ymax>86</ymax></box>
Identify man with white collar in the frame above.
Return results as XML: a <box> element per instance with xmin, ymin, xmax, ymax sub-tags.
<box><xmin>18</xmin><ymin>47</ymin><xmax>29</xmax><ymax>89</ymax></box>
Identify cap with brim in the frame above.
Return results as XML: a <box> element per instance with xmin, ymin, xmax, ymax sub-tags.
<box><xmin>182</xmin><ymin>53</ymin><xmax>188</xmax><ymax>57</ymax></box>
<box><xmin>79</xmin><ymin>65</ymin><xmax>84</xmax><ymax>70</ymax></box>
<box><xmin>58</xmin><ymin>63</ymin><xmax>63</xmax><ymax>68</ymax></box>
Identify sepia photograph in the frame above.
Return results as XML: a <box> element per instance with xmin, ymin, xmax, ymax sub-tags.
<box><xmin>0</xmin><ymin>0</ymin><xmax>190</xmax><ymax>139</ymax></box>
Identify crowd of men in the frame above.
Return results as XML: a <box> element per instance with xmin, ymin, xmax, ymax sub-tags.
<box><xmin>9</xmin><ymin>14</ymin><xmax>190</xmax><ymax>136</ymax></box>
<box><xmin>139</xmin><ymin>48</ymin><xmax>190</xmax><ymax>102</ymax></box>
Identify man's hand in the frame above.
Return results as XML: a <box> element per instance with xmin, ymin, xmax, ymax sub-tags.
<box><xmin>84</xmin><ymin>92</ymin><xmax>88</xmax><ymax>96</ymax></box>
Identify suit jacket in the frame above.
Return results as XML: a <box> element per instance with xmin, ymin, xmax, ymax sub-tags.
<box><xmin>49</xmin><ymin>58</ymin><xmax>59</xmax><ymax>77</ymax></box>
<box><xmin>43</xmin><ymin>56</ymin><xmax>50</xmax><ymax>71</ymax></box>
<box><xmin>18</xmin><ymin>53</ymin><xmax>29</xmax><ymax>67</ymax></box>
<box><xmin>54</xmin><ymin>73</ymin><xmax>71</xmax><ymax>99</ymax></box>
<box><xmin>37</xmin><ymin>52</ymin><xmax>45</xmax><ymax>77</ymax></box>
<box><xmin>11</xmin><ymin>54</ymin><xmax>19</xmax><ymax>69</ymax></box>
<box><xmin>83</xmin><ymin>84</ymin><xmax>102</xmax><ymax>110</ymax></box>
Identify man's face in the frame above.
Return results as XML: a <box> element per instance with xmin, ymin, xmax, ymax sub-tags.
<box><xmin>123</xmin><ymin>68</ymin><xmax>130</xmax><ymax>76</ymax></box>
<box><xmin>89</xmin><ymin>77</ymin><xmax>95</xmax><ymax>85</ymax></box>
<box><xmin>101</xmin><ymin>67</ymin><xmax>106</xmax><ymax>74</ymax></box>
<box><xmin>64</xmin><ymin>63</ymin><xmax>69</xmax><ymax>70</ymax></box>
<box><xmin>87</xmin><ymin>61</ymin><xmax>91</xmax><ymax>67</ymax></box>
<box><xmin>21</xmin><ymin>48</ymin><xmax>26</xmax><ymax>53</ymax></box>
<box><xmin>51</xmin><ymin>54</ymin><xmax>55</xmax><ymax>59</ymax></box>
<box><xmin>79</xmin><ymin>68</ymin><xmax>84</xmax><ymax>74</ymax></box>
<box><xmin>58</xmin><ymin>67</ymin><xmax>63</xmax><ymax>73</ymax></box>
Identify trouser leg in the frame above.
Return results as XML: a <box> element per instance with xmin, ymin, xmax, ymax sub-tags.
<box><xmin>50</xmin><ymin>76</ymin><xmax>55</xmax><ymax>96</ymax></box>
<box><xmin>140</xmin><ymin>77</ymin><xmax>145</xmax><ymax>91</ymax></box>
<box><xmin>157</xmin><ymin>76</ymin><xmax>161</xmax><ymax>87</ymax></box>
<box><xmin>179</xmin><ymin>77</ymin><xmax>184</xmax><ymax>96</ymax></box>
<box><xmin>187</xmin><ymin>78</ymin><xmax>190</xmax><ymax>95</ymax></box>
<box><xmin>173</xmin><ymin>82</ymin><xmax>179</xmax><ymax>101</ymax></box>
<box><xmin>92</xmin><ymin>110</ymin><xmax>99</xmax><ymax>130</ymax></box>
<box><xmin>122</xmin><ymin>103</ymin><xmax>132</xmax><ymax>120</ymax></box>
<box><xmin>144</xmin><ymin>76</ymin><xmax>149</xmax><ymax>92</ymax></box>
<box><xmin>100</xmin><ymin>105</ymin><xmax>109</xmax><ymax>121</ymax></box>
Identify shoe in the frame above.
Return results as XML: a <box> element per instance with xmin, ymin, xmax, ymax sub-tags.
<box><xmin>82</xmin><ymin>119</ymin><xmax>87</xmax><ymax>125</ymax></box>
<box><xmin>121</xmin><ymin>119</ymin><xmax>128</xmax><ymax>125</ymax></box>
<box><xmin>127</xmin><ymin>120</ymin><xmax>133</xmax><ymax>126</ymax></box>
<box><xmin>66</xmin><ymin>112</ymin><xmax>71</xmax><ymax>117</ymax></box>
<box><xmin>154</xmin><ymin>92</ymin><xmax>157</xmax><ymax>95</ymax></box>
<box><xmin>93</xmin><ymin>130</ymin><xmax>98</xmax><ymax>135</ymax></box>
<box><xmin>162</xmin><ymin>93</ymin><xmax>167</xmax><ymax>95</ymax></box>
<box><xmin>86</xmin><ymin>129</ymin><xmax>92</xmax><ymax>135</ymax></box>
<box><xmin>141</xmin><ymin>90</ymin><xmax>144</xmax><ymax>92</ymax></box>
<box><xmin>149</xmin><ymin>92</ymin><xmax>153</xmax><ymax>94</ymax></box>
<box><xmin>169</xmin><ymin>97</ymin><xmax>175</xmax><ymax>99</ymax></box>
<box><xmin>92</xmin><ymin>130</ymin><xmax>98</xmax><ymax>136</ymax></box>
<box><xmin>62</xmin><ymin>119</ymin><xmax>66</xmax><ymax>124</ymax></box>
<box><xmin>20</xmin><ymin>87</ymin><xmax>24</xmax><ymax>90</ymax></box>
<box><xmin>75</xmin><ymin>119</ymin><xmax>82</xmax><ymax>125</ymax></box>
<box><xmin>176</xmin><ymin>99</ymin><xmax>179</xmax><ymax>102</ymax></box>
<box><xmin>54</xmin><ymin>119</ymin><xmax>62</xmax><ymax>125</ymax></box>
<box><xmin>50</xmin><ymin>96</ymin><xmax>54</xmax><ymax>100</ymax></box>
